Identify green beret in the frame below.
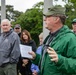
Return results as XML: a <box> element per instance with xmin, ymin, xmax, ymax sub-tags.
<box><xmin>43</xmin><ymin>6</ymin><xmax>65</xmax><ymax>16</ymax></box>
<box><xmin>72</xmin><ymin>18</ymin><xmax>76</xmax><ymax>24</ymax></box>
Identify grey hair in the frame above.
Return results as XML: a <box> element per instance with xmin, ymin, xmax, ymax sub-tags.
<box><xmin>1</xmin><ymin>19</ymin><xmax>11</xmax><ymax>25</ymax></box>
<box><xmin>39</xmin><ymin>32</ymin><xmax>43</xmax><ymax>38</ymax></box>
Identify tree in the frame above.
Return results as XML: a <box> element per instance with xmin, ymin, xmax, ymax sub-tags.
<box><xmin>12</xmin><ymin>2</ymin><xmax>44</xmax><ymax>45</ymax></box>
<box><xmin>65</xmin><ymin>0</ymin><xmax>76</xmax><ymax>29</ymax></box>
<box><xmin>33</xmin><ymin>1</ymin><xmax>44</xmax><ymax>9</ymax></box>
<box><xmin>0</xmin><ymin>5</ymin><xmax>23</xmax><ymax>21</ymax></box>
<box><xmin>6</xmin><ymin>5</ymin><xmax>23</xmax><ymax>21</ymax></box>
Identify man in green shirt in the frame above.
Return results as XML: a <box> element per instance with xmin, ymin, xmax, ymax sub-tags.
<box><xmin>29</xmin><ymin>6</ymin><xmax>76</xmax><ymax>75</ymax></box>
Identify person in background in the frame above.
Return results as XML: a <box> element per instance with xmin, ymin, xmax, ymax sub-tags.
<box><xmin>29</xmin><ymin>6</ymin><xmax>76</xmax><ymax>75</ymax></box>
<box><xmin>14</xmin><ymin>24</ymin><xmax>21</xmax><ymax>37</ymax></box>
<box><xmin>71</xmin><ymin>18</ymin><xmax>76</xmax><ymax>34</ymax></box>
<box><xmin>14</xmin><ymin>24</ymin><xmax>22</xmax><ymax>75</ymax></box>
<box><xmin>31</xmin><ymin>32</ymin><xmax>43</xmax><ymax>75</ymax></box>
<box><xmin>0</xmin><ymin>19</ymin><xmax>20</xmax><ymax>75</ymax></box>
<box><xmin>18</xmin><ymin>29</ymin><xmax>36</xmax><ymax>75</ymax></box>
<box><xmin>36</xmin><ymin>32</ymin><xmax>43</xmax><ymax>55</ymax></box>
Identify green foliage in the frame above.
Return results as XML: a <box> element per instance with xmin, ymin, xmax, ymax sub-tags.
<box><xmin>1</xmin><ymin>1</ymin><xmax>76</xmax><ymax>45</ymax></box>
<box><xmin>6</xmin><ymin>5</ymin><xmax>23</xmax><ymax>21</ymax></box>
<box><xmin>0</xmin><ymin>5</ymin><xmax>23</xmax><ymax>22</ymax></box>
<box><xmin>33</xmin><ymin>1</ymin><xmax>44</xmax><ymax>9</ymax></box>
<box><xmin>12</xmin><ymin>2</ymin><xmax>43</xmax><ymax>45</ymax></box>
<box><xmin>65</xmin><ymin>0</ymin><xmax>76</xmax><ymax>29</ymax></box>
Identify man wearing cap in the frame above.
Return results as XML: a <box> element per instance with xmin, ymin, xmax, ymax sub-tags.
<box><xmin>14</xmin><ymin>24</ymin><xmax>21</xmax><ymax>37</ymax></box>
<box><xmin>14</xmin><ymin>24</ymin><xmax>21</xmax><ymax>75</ymax></box>
<box><xmin>72</xmin><ymin>18</ymin><xmax>76</xmax><ymax>34</ymax></box>
<box><xmin>30</xmin><ymin>5</ymin><xmax>76</xmax><ymax>75</ymax></box>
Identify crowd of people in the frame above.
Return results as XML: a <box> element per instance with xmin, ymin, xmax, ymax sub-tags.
<box><xmin>0</xmin><ymin>5</ymin><xmax>76</xmax><ymax>75</ymax></box>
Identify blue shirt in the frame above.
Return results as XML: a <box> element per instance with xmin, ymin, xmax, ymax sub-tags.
<box><xmin>31</xmin><ymin>45</ymin><xmax>43</xmax><ymax>73</ymax></box>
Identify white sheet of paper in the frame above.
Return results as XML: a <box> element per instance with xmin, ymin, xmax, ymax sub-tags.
<box><xmin>20</xmin><ymin>44</ymin><xmax>32</xmax><ymax>58</ymax></box>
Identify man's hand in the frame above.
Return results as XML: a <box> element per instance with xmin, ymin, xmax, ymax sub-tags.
<box><xmin>28</xmin><ymin>51</ymin><xmax>36</xmax><ymax>60</ymax></box>
<box><xmin>32</xmin><ymin>70</ymin><xmax>38</xmax><ymax>75</ymax></box>
<box><xmin>47</xmin><ymin>47</ymin><xmax>58</xmax><ymax>63</ymax></box>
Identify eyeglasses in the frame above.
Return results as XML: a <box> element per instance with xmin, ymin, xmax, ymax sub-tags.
<box><xmin>15</xmin><ymin>28</ymin><xmax>20</xmax><ymax>29</ymax></box>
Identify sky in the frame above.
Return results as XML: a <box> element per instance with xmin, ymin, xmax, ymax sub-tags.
<box><xmin>0</xmin><ymin>0</ymin><xmax>67</xmax><ymax>13</ymax></box>
<box><xmin>0</xmin><ymin>0</ymin><xmax>43</xmax><ymax>12</ymax></box>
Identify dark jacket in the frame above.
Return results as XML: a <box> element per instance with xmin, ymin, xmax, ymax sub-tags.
<box><xmin>19</xmin><ymin>40</ymin><xmax>36</xmax><ymax>75</ymax></box>
<box><xmin>0</xmin><ymin>29</ymin><xmax>20</xmax><ymax>66</ymax></box>
<box><xmin>33</xmin><ymin>25</ymin><xmax>76</xmax><ymax>75</ymax></box>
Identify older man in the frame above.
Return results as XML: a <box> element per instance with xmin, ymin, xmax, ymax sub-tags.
<box><xmin>14</xmin><ymin>24</ymin><xmax>21</xmax><ymax>37</ymax></box>
<box><xmin>30</xmin><ymin>6</ymin><xmax>76</xmax><ymax>75</ymax></box>
<box><xmin>0</xmin><ymin>19</ymin><xmax>20</xmax><ymax>75</ymax></box>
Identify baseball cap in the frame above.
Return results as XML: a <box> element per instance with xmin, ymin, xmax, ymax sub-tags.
<box><xmin>43</xmin><ymin>5</ymin><xmax>65</xmax><ymax>16</ymax></box>
<box><xmin>72</xmin><ymin>18</ymin><xmax>76</xmax><ymax>24</ymax></box>
<box><xmin>14</xmin><ymin>24</ymin><xmax>21</xmax><ymax>29</ymax></box>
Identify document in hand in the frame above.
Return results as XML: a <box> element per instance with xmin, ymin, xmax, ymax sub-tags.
<box><xmin>20</xmin><ymin>44</ymin><xmax>32</xmax><ymax>58</ymax></box>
